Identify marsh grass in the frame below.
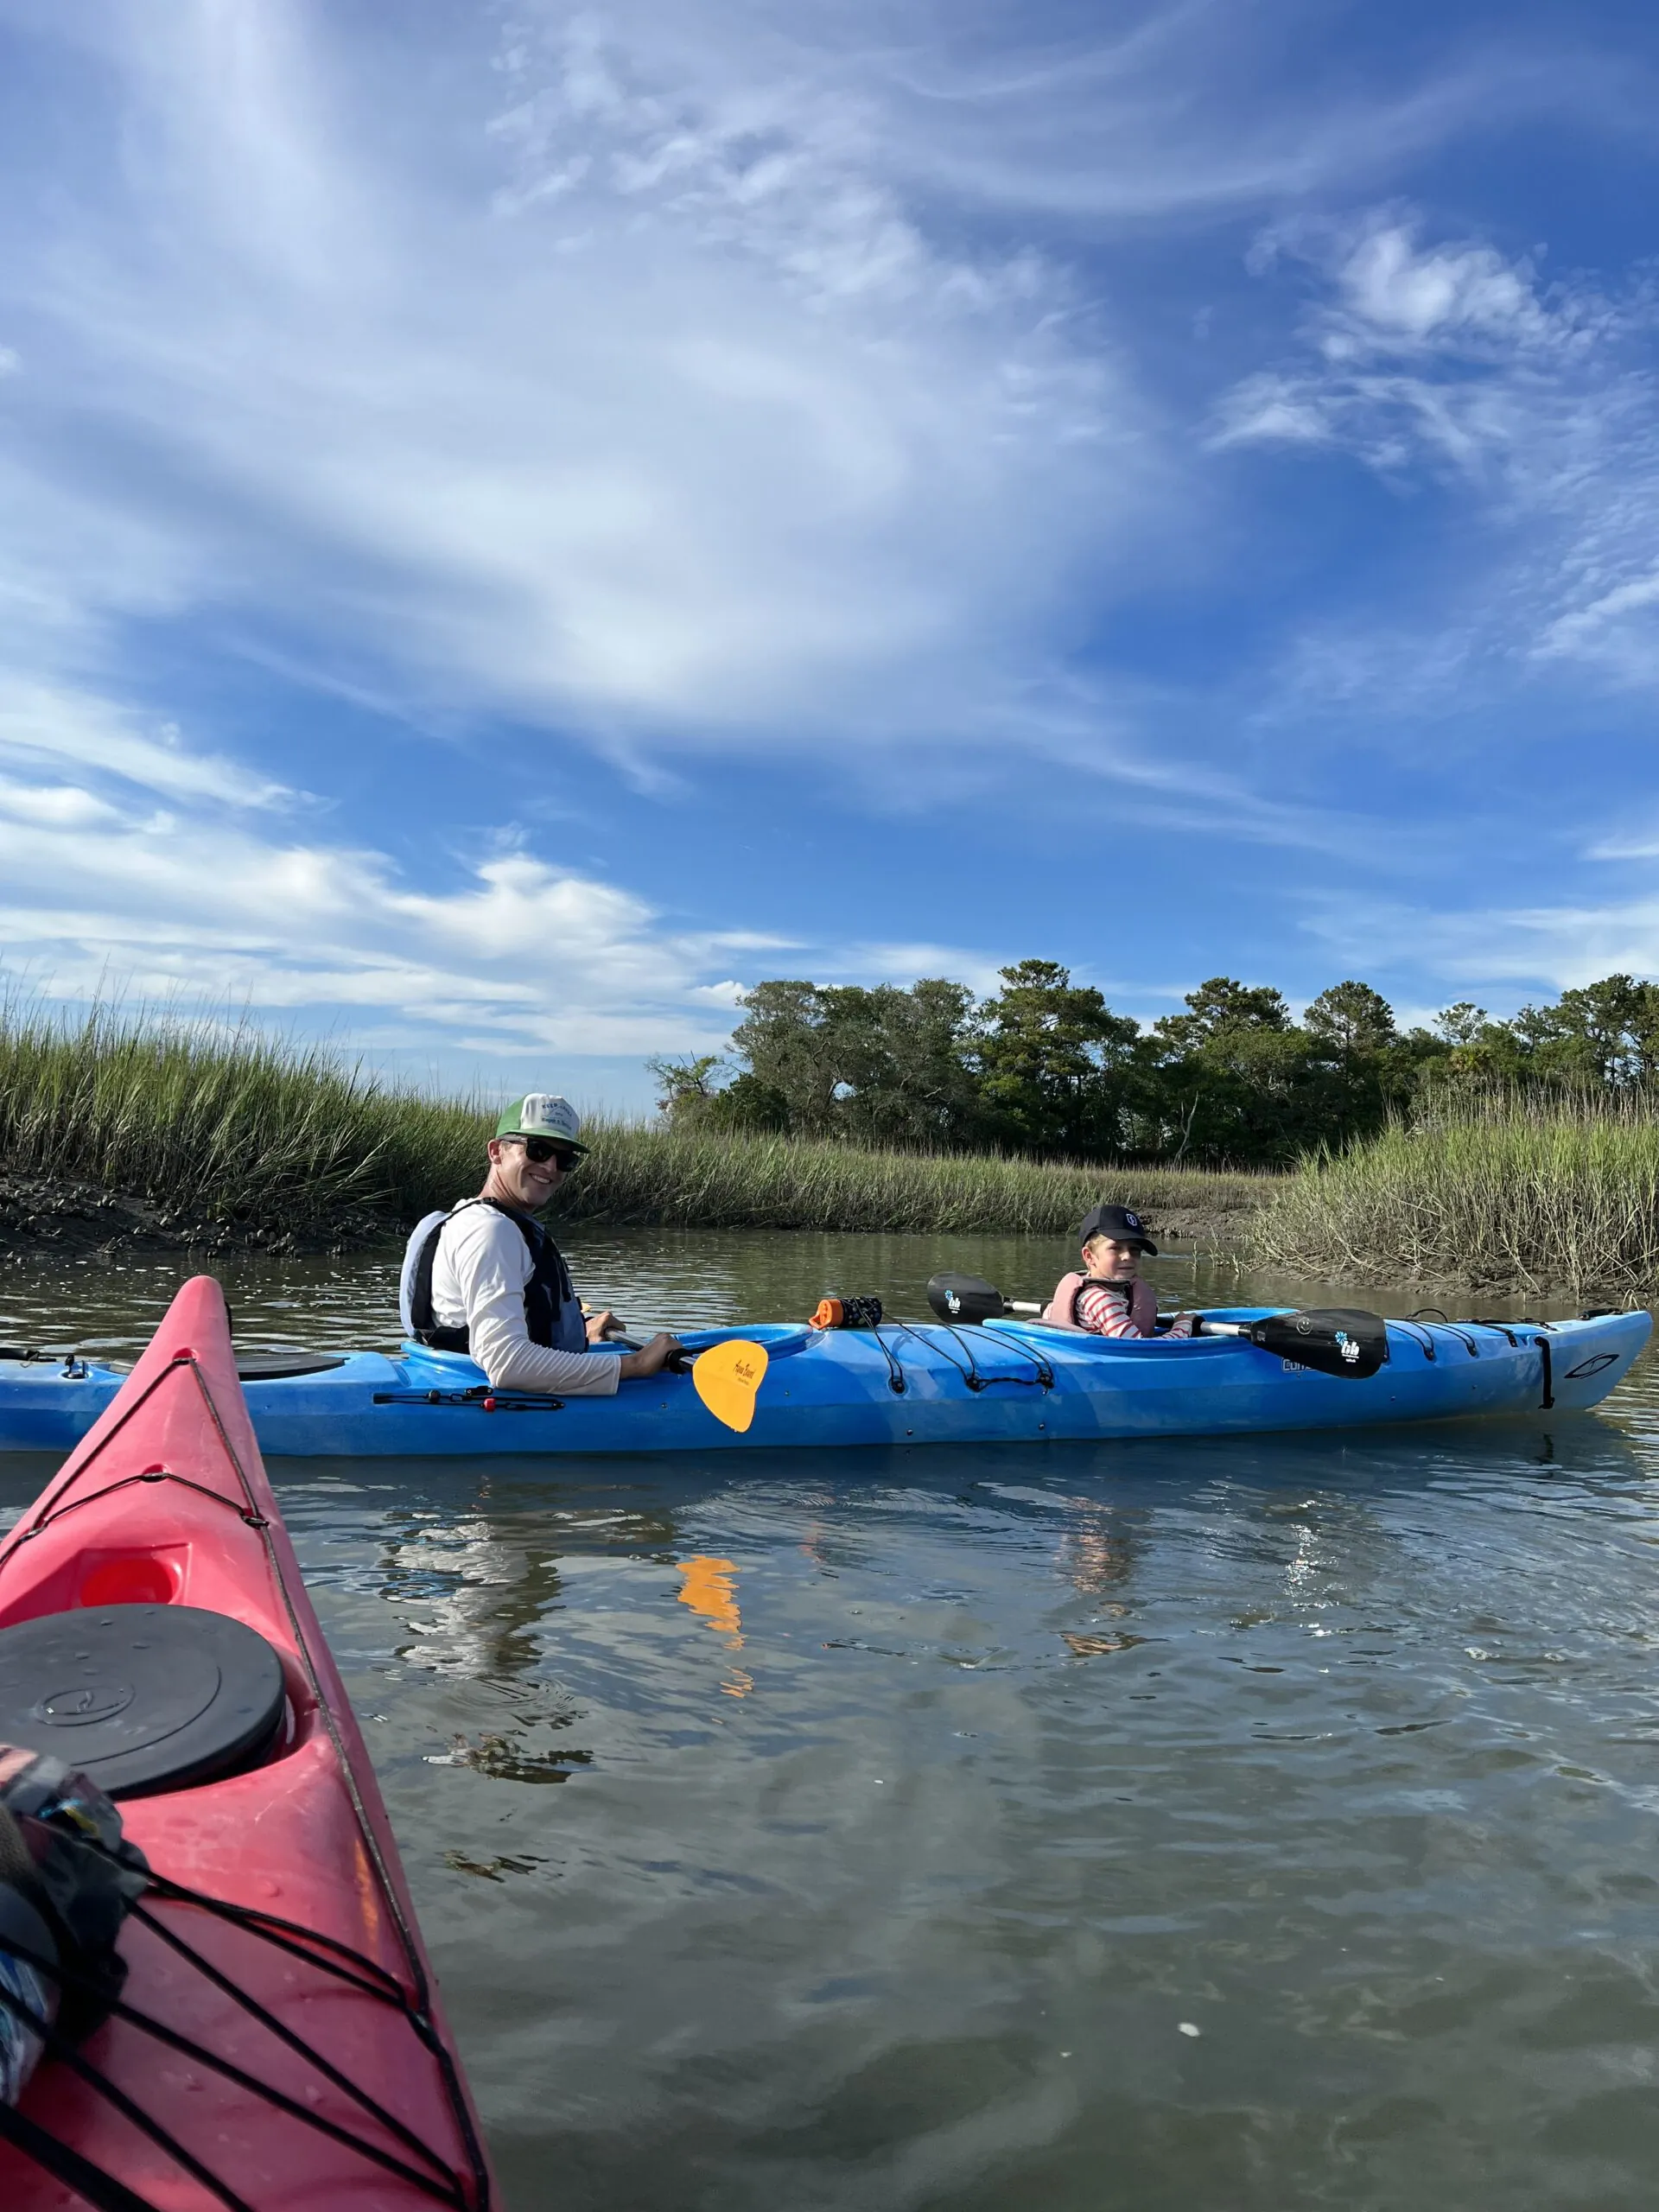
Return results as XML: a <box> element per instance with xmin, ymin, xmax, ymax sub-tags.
<box><xmin>1258</xmin><ymin>1088</ymin><xmax>1659</xmax><ymax>1295</ymax></box>
<box><xmin>560</xmin><ymin>1125</ymin><xmax>1264</xmax><ymax>1236</ymax></box>
<box><xmin>0</xmin><ymin>1003</ymin><xmax>1265</xmax><ymax>1240</ymax></box>
<box><xmin>0</xmin><ymin>1002</ymin><xmax>484</xmax><ymax>1232</ymax></box>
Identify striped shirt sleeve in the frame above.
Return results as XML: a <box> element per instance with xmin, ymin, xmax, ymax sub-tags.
<box><xmin>1074</xmin><ymin>1282</ymin><xmax>1141</xmax><ymax>1338</ymax></box>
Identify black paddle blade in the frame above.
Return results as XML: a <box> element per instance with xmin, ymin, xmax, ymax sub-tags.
<box><xmin>1245</xmin><ymin>1307</ymin><xmax>1389</xmax><ymax>1379</ymax></box>
<box><xmin>926</xmin><ymin>1272</ymin><xmax>1010</xmax><ymax>1326</ymax></box>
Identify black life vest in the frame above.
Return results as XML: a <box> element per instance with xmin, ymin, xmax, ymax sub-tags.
<box><xmin>404</xmin><ymin>1198</ymin><xmax>582</xmax><ymax>1355</ymax></box>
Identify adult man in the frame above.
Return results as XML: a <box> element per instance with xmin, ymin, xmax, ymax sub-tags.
<box><xmin>399</xmin><ymin>1094</ymin><xmax>680</xmax><ymax>1395</ymax></box>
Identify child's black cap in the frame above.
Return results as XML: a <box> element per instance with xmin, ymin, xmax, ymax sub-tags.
<box><xmin>1078</xmin><ymin>1203</ymin><xmax>1157</xmax><ymax>1255</ymax></box>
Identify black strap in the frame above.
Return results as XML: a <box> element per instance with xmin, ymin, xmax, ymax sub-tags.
<box><xmin>0</xmin><ymin>2096</ymin><xmax>162</xmax><ymax>2212</ymax></box>
<box><xmin>1469</xmin><ymin>1320</ymin><xmax>1521</xmax><ymax>1347</ymax></box>
<box><xmin>898</xmin><ymin>1319</ymin><xmax>1053</xmax><ymax>1394</ymax></box>
<box><xmin>410</xmin><ymin>1199</ymin><xmax>575</xmax><ymax>1353</ymax></box>
<box><xmin>1539</xmin><ymin>1334</ymin><xmax>1554</xmax><ymax>1410</ymax></box>
<box><xmin>410</xmin><ymin>1200</ymin><xmax>496</xmax><ymax>1344</ymax></box>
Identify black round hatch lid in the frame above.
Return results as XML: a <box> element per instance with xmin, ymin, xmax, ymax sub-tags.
<box><xmin>0</xmin><ymin>1605</ymin><xmax>287</xmax><ymax>1798</ymax></box>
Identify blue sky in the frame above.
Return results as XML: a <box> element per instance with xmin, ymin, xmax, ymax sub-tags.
<box><xmin>4</xmin><ymin>0</ymin><xmax>1659</xmax><ymax>1110</ymax></box>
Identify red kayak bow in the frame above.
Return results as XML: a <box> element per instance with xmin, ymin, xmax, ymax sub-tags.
<box><xmin>0</xmin><ymin>1275</ymin><xmax>493</xmax><ymax>2210</ymax></box>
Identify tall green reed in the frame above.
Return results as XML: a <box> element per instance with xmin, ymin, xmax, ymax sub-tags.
<box><xmin>561</xmin><ymin>1123</ymin><xmax>1265</xmax><ymax>1236</ymax></box>
<box><xmin>0</xmin><ymin>1002</ymin><xmax>486</xmax><ymax>1231</ymax></box>
<box><xmin>0</xmin><ymin>1001</ymin><xmax>1266</xmax><ymax>1239</ymax></box>
<box><xmin>1257</xmin><ymin>1087</ymin><xmax>1659</xmax><ymax>1294</ymax></box>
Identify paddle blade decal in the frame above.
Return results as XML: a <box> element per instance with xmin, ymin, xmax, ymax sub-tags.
<box><xmin>693</xmin><ymin>1340</ymin><xmax>770</xmax><ymax>1433</ymax></box>
<box><xmin>925</xmin><ymin>1273</ymin><xmax>1007</xmax><ymax>1326</ymax></box>
<box><xmin>1247</xmin><ymin>1307</ymin><xmax>1389</xmax><ymax>1380</ymax></box>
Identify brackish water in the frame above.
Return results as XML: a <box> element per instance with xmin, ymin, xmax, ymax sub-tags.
<box><xmin>3</xmin><ymin>1230</ymin><xmax>1659</xmax><ymax>2211</ymax></box>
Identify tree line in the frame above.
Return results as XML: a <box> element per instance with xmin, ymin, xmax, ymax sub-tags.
<box><xmin>647</xmin><ymin>965</ymin><xmax>1659</xmax><ymax>1169</ymax></box>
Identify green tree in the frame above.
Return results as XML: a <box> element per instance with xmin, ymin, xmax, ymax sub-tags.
<box><xmin>701</xmin><ymin>1072</ymin><xmax>793</xmax><ymax>1131</ymax></box>
<box><xmin>728</xmin><ymin>977</ymin><xmax>983</xmax><ymax>1145</ymax></box>
<box><xmin>971</xmin><ymin>961</ymin><xmax>1139</xmax><ymax>1158</ymax></box>
<box><xmin>836</xmin><ymin>979</ymin><xmax>982</xmax><ymax>1147</ymax></box>
<box><xmin>729</xmin><ymin>981</ymin><xmax>849</xmax><ymax>1135</ymax></box>
<box><xmin>645</xmin><ymin>1052</ymin><xmax>791</xmax><ymax>1131</ymax></box>
<box><xmin>1155</xmin><ymin>977</ymin><xmax>1292</xmax><ymax>1053</ymax></box>
<box><xmin>684</xmin><ymin>962</ymin><xmax>1659</xmax><ymax>1168</ymax></box>
<box><xmin>1433</xmin><ymin>1003</ymin><xmax>1489</xmax><ymax>1047</ymax></box>
<box><xmin>1305</xmin><ymin>981</ymin><xmax>1397</xmax><ymax>1054</ymax></box>
<box><xmin>1510</xmin><ymin>975</ymin><xmax>1659</xmax><ymax>1088</ymax></box>
<box><xmin>645</xmin><ymin>1053</ymin><xmax>726</xmax><ymax>1121</ymax></box>
<box><xmin>1143</xmin><ymin>977</ymin><xmax>1403</xmax><ymax>1166</ymax></box>
<box><xmin>1419</xmin><ymin>1002</ymin><xmax>1533</xmax><ymax>1093</ymax></box>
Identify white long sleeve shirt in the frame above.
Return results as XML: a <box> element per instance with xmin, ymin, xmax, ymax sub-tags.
<box><xmin>428</xmin><ymin>1205</ymin><xmax>621</xmax><ymax>1396</ymax></box>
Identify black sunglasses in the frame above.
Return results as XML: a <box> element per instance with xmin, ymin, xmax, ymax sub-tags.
<box><xmin>514</xmin><ymin>1136</ymin><xmax>579</xmax><ymax>1169</ymax></box>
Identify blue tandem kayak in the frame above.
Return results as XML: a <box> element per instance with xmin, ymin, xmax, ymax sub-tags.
<box><xmin>0</xmin><ymin>1305</ymin><xmax>1647</xmax><ymax>1458</ymax></box>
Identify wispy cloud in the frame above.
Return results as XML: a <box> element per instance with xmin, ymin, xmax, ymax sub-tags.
<box><xmin>0</xmin><ymin>797</ymin><xmax>748</xmax><ymax>1059</ymax></box>
<box><xmin>5</xmin><ymin>4</ymin><xmax>1614</xmax><ymax>779</ymax></box>
<box><xmin>0</xmin><ymin>713</ymin><xmax>1024</xmax><ymax>1059</ymax></box>
<box><xmin>3</xmin><ymin>0</ymin><xmax>1657</xmax><ymax>1073</ymax></box>
<box><xmin>0</xmin><ymin>677</ymin><xmax>288</xmax><ymax>810</ymax></box>
<box><xmin>1304</xmin><ymin>887</ymin><xmax>1659</xmax><ymax>997</ymax></box>
<box><xmin>1212</xmin><ymin>212</ymin><xmax>1597</xmax><ymax>478</ymax></box>
<box><xmin>1217</xmin><ymin>208</ymin><xmax>1659</xmax><ymax>713</ymax></box>
<box><xmin>0</xmin><ymin>1</ymin><xmax>1168</xmax><ymax>765</ymax></box>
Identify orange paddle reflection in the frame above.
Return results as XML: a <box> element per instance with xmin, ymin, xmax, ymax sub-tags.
<box><xmin>677</xmin><ymin>1554</ymin><xmax>742</xmax><ymax>1642</ymax></box>
<box><xmin>677</xmin><ymin>1555</ymin><xmax>751</xmax><ymax>1697</ymax></box>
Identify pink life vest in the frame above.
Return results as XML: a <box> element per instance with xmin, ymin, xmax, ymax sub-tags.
<box><xmin>1043</xmin><ymin>1272</ymin><xmax>1159</xmax><ymax>1338</ymax></box>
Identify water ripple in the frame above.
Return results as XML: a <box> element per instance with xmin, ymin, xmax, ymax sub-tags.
<box><xmin>1</xmin><ymin>1242</ymin><xmax>1656</xmax><ymax>2208</ymax></box>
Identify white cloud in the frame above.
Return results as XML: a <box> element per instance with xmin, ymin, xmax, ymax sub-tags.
<box><xmin>0</xmin><ymin>712</ymin><xmax>1040</xmax><ymax>1057</ymax></box>
<box><xmin>0</xmin><ymin>774</ymin><xmax>118</xmax><ymax>827</ymax></box>
<box><xmin>1</xmin><ymin>1</ymin><xmax>1652</xmax><ymax>1077</ymax></box>
<box><xmin>0</xmin><ymin>733</ymin><xmax>754</xmax><ymax>1055</ymax></box>
<box><xmin>0</xmin><ymin>677</ymin><xmax>288</xmax><ymax>810</ymax></box>
<box><xmin>0</xmin><ymin>1</ymin><xmax>1170</xmax><ymax>763</ymax></box>
<box><xmin>0</xmin><ymin>5</ymin><xmax>1610</xmax><ymax>785</ymax></box>
<box><xmin>1304</xmin><ymin>887</ymin><xmax>1659</xmax><ymax>996</ymax></box>
<box><xmin>1216</xmin><ymin>208</ymin><xmax>1659</xmax><ymax>718</ymax></box>
<box><xmin>1211</xmin><ymin>214</ymin><xmax>1584</xmax><ymax>479</ymax></box>
<box><xmin>1331</xmin><ymin>222</ymin><xmax>1548</xmax><ymax>349</ymax></box>
<box><xmin>827</xmin><ymin>941</ymin><xmax>1011</xmax><ymax>998</ymax></box>
<box><xmin>1536</xmin><ymin>571</ymin><xmax>1659</xmax><ymax>660</ymax></box>
<box><xmin>0</xmin><ymin>693</ymin><xmax>1209</xmax><ymax>1060</ymax></box>
<box><xmin>563</xmin><ymin>0</ymin><xmax>1618</xmax><ymax>228</ymax></box>
<box><xmin>1587</xmin><ymin>819</ymin><xmax>1659</xmax><ymax>861</ymax></box>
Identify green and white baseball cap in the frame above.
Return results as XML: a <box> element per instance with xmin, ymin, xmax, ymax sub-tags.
<box><xmin>494</xmin><ymin>1093</ymin><xmax>587</xmax><ymax>1154</ymax></box>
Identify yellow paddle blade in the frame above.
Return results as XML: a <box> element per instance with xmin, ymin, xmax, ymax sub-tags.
<box><xmin>692</xmin><ymin>1339</ymin><xmax>769</xmax><ymax>1433</ymax></box>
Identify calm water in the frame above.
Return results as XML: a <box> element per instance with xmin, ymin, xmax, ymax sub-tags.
<box><xmin>3</xmin><ymin>1231</ymin><xmax>1659</xmax><ymax>2211</ymax></box>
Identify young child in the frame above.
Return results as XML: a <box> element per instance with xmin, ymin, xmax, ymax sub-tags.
<box><xmin>1043</xmin><ymin>1205</ymin><xmax>1193</xmax><ymax>1338</ymax></box>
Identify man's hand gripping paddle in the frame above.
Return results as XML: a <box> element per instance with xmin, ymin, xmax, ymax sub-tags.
<box><xmin>670</xmin><ymin>1340</ymin><xmax>771</xmax><ymax>1433</ymax></box>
